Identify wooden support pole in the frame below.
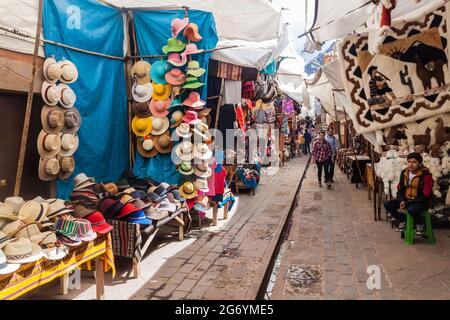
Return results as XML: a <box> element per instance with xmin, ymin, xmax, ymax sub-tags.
<box><xmin>13</xmin><ymin>0</ymin><xmax>43</xmax><ymax>196</ymax></box>
<box><xmin>124</xmin><ymin>11</ymin><xmax>135</xmax><ymax>169</ymax></box>
<box><xmin>95</xmin><ymin>257</ymin><xmax>105</xmax><ymax>300</ymax></box>
<box><xmin>332</xmin><ymin>92</ymin><xmax>342</xmax><ymax>147</ymax></box>
<box><xmin>371</xmin><ymin>145</ymin><xmax>378</xmax><ymax>222</ymax></box>
<box><xmin>214</xmin><ymin>78</ymin><xmax>225</xmax><ymax>128</ymax></box>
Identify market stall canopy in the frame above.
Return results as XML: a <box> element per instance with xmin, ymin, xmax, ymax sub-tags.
<box><xmin>0</xmin><ymin>0</ymin><xmax>281</xmax><ymax>58</ymax></box>
<box><xmin>302</xmin><ymin>0</ymin><xmax>439</xmax><ymax>49</ymax></box>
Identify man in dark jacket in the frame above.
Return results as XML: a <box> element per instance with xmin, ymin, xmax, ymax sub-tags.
<box><xmin>303</xmin><ymin>128</ymin><xmax>312</xmax><ymax>155</ymax></box>
<box><xmin>384</xmin><ymin>153</ymin><xmax>433</xmax><ymax>233</ymax></box>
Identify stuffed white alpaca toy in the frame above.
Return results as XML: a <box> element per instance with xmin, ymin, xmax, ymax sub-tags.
<box><xmin>429</xmin><ymin>157</ymin><xmax>442</xmax><ymax>179</ymax></box>
<box><xmin>383</xmin><ymin>158</ymin><xmax>397</xmax><ymax>196</ymax></box>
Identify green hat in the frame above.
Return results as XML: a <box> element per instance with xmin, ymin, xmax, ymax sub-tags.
<box><xmin>186</xmin><ymin>61</ymin><xmax>206</xmax><ymax>78</ymax></box>
<box><xmin>178</xmin><ymin>161</ymin><xmax>194</xmax><ymax>175</ymax></box>
<box><xmin>162</xmin><ymin>38</ymin><xmax>186</xmax><ymax>54</ymax></box>
<box><xmin>182</xmin><ymin>77</ymin><xmax>204</xmax><ymax>89</ymax></box>
<box><xmin>170</xmin><ymin>98</ymin><xmax>183</xmax><ymax>109</ymax></box>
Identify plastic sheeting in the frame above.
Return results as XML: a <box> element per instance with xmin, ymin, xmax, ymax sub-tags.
<box><xmin>42</xmin><ymin>0</ymin><xmax>129</xmax><ymax>199</ymax></box>
<box><xmin>131</xmin><ymin>9</ymin><xmax>218</xmax><ymax>185</ymax></box>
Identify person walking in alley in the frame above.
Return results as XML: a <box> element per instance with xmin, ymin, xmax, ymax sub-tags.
<box><xmin>325</xmin><ymin>128</ymin><xmax>340</xmax><ymax>183</ymax></box>
<box><xmin>303</xmin><ymin>128</ymin><xmax>312</xmax><ymax>155</ymax></box>
<box><xmin>384</xmin><ymin>153</ymin><xmax>433</xmax><ymax>234</ymax></box>
<box><xmin>312</xmin><ymin>131</ymin><xmax>333</xmax><ymax>189</ymax></box>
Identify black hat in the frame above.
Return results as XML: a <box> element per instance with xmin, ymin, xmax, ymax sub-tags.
<box><xmin>368</xmin><ymin>66</ymin><xmax>378</xmax><ymax>75</ymax></box>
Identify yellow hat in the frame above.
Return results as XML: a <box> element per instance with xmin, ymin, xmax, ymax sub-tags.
<box><xmin>131</xmin><ymin>116</ymin><xmax>152</xmax><ymax>137</ymax></box>
<box><xmin>152</xmin><ymin>83</ymin><xmax>172</xmax><ymax>101</ymax></box>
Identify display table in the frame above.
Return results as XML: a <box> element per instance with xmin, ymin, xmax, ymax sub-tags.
<box><xmin>0</xmin><ymin>233</ymin><xmax>113</xmax><ymax>300</ymax></box>
<box><xmin>107</xmin><ymin>207</ymin><xmax>187</xmax><ymax>279</ymax></box>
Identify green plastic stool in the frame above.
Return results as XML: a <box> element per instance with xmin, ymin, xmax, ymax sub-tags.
<box><xmin>404</xmin><ymin>210</ymin><xmax>436</xmax><ymax>245</ymax></box>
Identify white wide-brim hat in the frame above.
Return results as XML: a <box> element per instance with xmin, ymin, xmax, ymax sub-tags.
<box><xmin>41</xmin><ymin>81</ymin><xmax>61</xmax><ymax>106</ymax></box>
<box><xmin>58</xmin><ymin>60</ymin><xmax>79</xmax><ymax>84</ymax></box>
<box><xmin>58</xmin><ymin>83</ymin><xmax>77</xmax><ymax>109</ymax></box>
<box><xmin>132</xmin><ymin>82</ymin><xmax>153</xmax><ymax>103</ymax></box>
<box><xmin>4</xmin><ymin>238</ymin><xmax>44</xmax><ymax>264</ymax></box>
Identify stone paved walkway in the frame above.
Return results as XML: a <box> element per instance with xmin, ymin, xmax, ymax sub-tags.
<box><xmin>270</xmin><ymin>162</ymin><xmax>450</xmax><ymax>300</ymax></box>
<box><xmin>131</xmin><ymin>156</ymin><xmax>308</xmax><ymax>300</ymax></box>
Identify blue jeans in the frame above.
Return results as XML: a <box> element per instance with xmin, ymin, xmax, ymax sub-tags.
<box><xmin>384</xmin><ymin>199</ymin><xmax>428</xmax><ymax>224</ymax></box>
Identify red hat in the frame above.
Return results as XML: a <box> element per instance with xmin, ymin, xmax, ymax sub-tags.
<box><xmin>183</xmin><ymin>92</ymin><xmax>205</xmax><ymax>110</ymax></box>
<box><xmin>182</xmin><ymin>110</ymin><xmax>201</xmax><ymax>125</ymax></box>
<box><xmin>85</xmin><ymin>211</ymin><xmax>113</xmax><ymax>234</ymax></box>
<box><xmin>116</xmin><ymin>203</ymin><xmax>140</xmax><ymax>219</ymax></box>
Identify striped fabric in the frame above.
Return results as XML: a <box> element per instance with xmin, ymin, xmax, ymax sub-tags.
<box><xmin>107</xmin><ymin>219</ymin><xmax>141</xmax><ymax>260</ymax></box>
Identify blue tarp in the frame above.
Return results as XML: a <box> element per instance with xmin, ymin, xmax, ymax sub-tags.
<box><xmin>132</xmin><ymin>10</ymin><xmax>218</xmax><ymax>185</ymax></box>
<box><xmin>43</xmin><ymin>0</ymin><xmax>129</xmax><ymax>199</ymax></box>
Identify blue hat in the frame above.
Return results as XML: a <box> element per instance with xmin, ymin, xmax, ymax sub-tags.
<box><xmin>170</xmin><ymin>98</ymin><xmax>183</xmax><ymax>109</ymax></box>
<box><xmin>151</xmin><ymin>60</ymin><xmax>170</xmax><ymax>84</ymax></box>
<box><xmin>125</xmin><ymin>210</ymin><xmax>152</xmax><ymax>225</ymax></box>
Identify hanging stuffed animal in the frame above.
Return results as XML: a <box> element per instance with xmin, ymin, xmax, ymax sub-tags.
<box><xmin>379</xmin><ymin>0</ymin><xmax>397</xmax><ymax>33</ymax></box>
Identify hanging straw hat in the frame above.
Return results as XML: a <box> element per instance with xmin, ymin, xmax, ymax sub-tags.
<box><xmin>175</xmin><ymin>141</ymin><xmax>195</xmax><ymax>161</ymax></box>
<box><xmin>149</xmin><ymin>99</ymin><xmax>171</xmax><ymax>118</ymax></box>
<box><xmin>38</xmin><ymin>157</ymin><xmax>60</xmax><ymax>181</ymax></box>
<box><xmin>58</xmin><ymin>60</ymin><xmax>78</xmax><ymax>84</ymax></box>
<box><xmin>132</xmin><ymin>116</ymin><xmax>153</xmax><ymax>137</ymax></box>
<box><xmin>183</xmin><ymin>43</ymin><xmax>204</xmax><ymax>56</ymax></box>
<box><xmin>62</xmin><ymin>107</ymin><xmax>82</xmax><ymax>134</ymax></box>
<box><xmin>132</xmin><ymin>102</ymin><xmax>152</xmax><ymax>118</ymax></box>
<box><xmin>162</xmin><ymin>38</ymin><xmax>187</xmax><ymax>54</ymax></box>
<box><xmin>170</xmin><ymin>110</ymin><xmax>184</xmax><ymax>128</ymax></box>
<box><xmin>137</xmin><ymin>136</ymin><xmax>158</xmax><ymax>158</ymax></box>
<box><xmin>151</xmin><ymin>116</ymin><xmax>170</xmax><ymax>136</ymax></box>
<box><xmin>193</xmin><ymin>122</ymin><xmax>212</xmax><ymax>141</ymax></box>
<box><xmin>58</xmin><ymin>83</ymin><xmax>77</xmax><ymax>109</ymax></box>
<box><xmin>182</xmin><ymin>77</ymin><xmax>204</xmax><ymax>89</ymax></box>
<box><xmin>194</xmin><ymin>162</ymin><xmax>212</xmax><ymax>178</ymax></box>
<box><xmin>150</xmin><ymin>60</ymin><xmax>170</xmax><ymax>85</ymax></box>
<box><xmin>154</xmin><ymin>133</ymin><xmax>173</xmax><ymax>154</ymax></box>
<box><xmin>175</xmin><ymin>122</ymin><xmax>192</xmax><ymax>139</ymax></box>
<box><xmin>130</xmin><ymin>60</ymin><xmax>151</xmax><ymax>85</ymax></box>
<box><xmin>132</xmin><ymin>82</ymin><xmax>153</xmax><ymax>103</ymax></box>
<box><xmin>41</xmin><ymin>81</ymin><xmax>61</xmax><ymax>106</ymax></box>
<box><xmin>183</xmin><ymin>92</ymin><xmax>206</xmax><ymax>109</ymax></box>
<box><xmin>37</xmin><ymin>130</ymin><xmax>62</xmax><ymax>159</ymax></box>
<box><xmin>58</xmin><ymin>155</ymin><xmax>75</xmax><ymax>180</ymax></box>
<box><xmin>171</xmin><ymin>17</ymin><xmax>189</xmax><ymax>37</ymax></box>
<box><xmin>182</xmin><ymin>110</ymin><xmax>201</xmax><ymax>125</ymax></box>
<box><xmin>43</xmin><ymin>57</ymin><xmax>63</xmax><ymax>83</ymax></box>
<box><xmin>186</xmin><ymin>60</ymin><xmax>206</xmax><ymax>78</ymax></box>
<box><xmin>178</xmin><ymin>161</ymin><xmax>194</xmax><ymax>176</ymax></box>
<box><xmin>183</xmin><ymin>23</ymin><xmax>203</xmax><ymax>42</ymax></box>
<box><xmin>58</xmin><ymin>133</ymin><xmax>79</xmax><ymax>157</ymax></box>
<box><xmin>179</xmin><ymin>182</ymin><xmax>198</xmax><ymax>200</ymax></box>
<box><xmin>41</xmin><ymin>105</ymin><xmax>64</xmax><ymax>134</ymax></box>
<box><xmin>167</xmin><ymin>52</ymin><xmax>187</xmax><ymax>67</ymax></box>
<box><xmin>152</xmin><ymin>83</ymin><xmax>172</xmax><ymax>101</ymax></box>
<box><xmin>194</xmin><ymin>143</ymin><xmax>213</xmax><ymax>160</ymax></box>
<box><xmin>165</xmin><ymin>68</ymin><xmax>186</xmax><ymax>86</ymax></box>
<box><xmin>194</xmin><ymin>178</ymin><xmax>209</xmax><ymax>193</ymax></box>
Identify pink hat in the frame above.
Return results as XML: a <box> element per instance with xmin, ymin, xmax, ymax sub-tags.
<box><xmin>183</xmin><ymin>92</ymin><xmax>206</xmax><ymax>110</ymax></box>
<box><xmin>182</xmin><ymin>43</ymin><xmax>204</xmax><ymax>58</ymax></box>
<box><xmin>168</xmin><ymin>53</ymin><xmax>187</xmax><ymax>67</ymax></box>
<box><xmin>150</xmin><ymin>99</ymin><xmax>171</xmax><ymax>118</ymax></box>
<box><xmin>171</xmin><ymin>17</ymin><xmax>189</xmax><ymax>38</ymax></box>
<box><xmin>182</xmin><ymin>110</ymin><xmax>202</xmax><ymax>125</ymax></box>
<box><xmin>165</xmin><ymin>69</ymin><xmax>186</xmax><ymax>86</ymax></box>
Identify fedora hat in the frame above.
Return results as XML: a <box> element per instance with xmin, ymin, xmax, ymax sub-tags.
<box><xmin>175</xmin><ymin>141</ymin><xmax>195</xmax><ymax>161</ymax></box>
<box><xmin>193</xmin><ymin>122</ymin><xmax>211</xmax><ymax>141</ymax></box>
<box><xmin>58</xmin><ymin>83</ymin><xmax>76</xmax><ymax>109</ymax></box>
<box><xmin>132</xmin><ymin>102</ymin><xmax>152</xmax><ymax>118</ymax></box>
<box><xmin>167</xmin><ymin>52</ymin><xmax>187</xmax><ymax>67</ymax></box>
<box><xmin>198</xmin><ymin>107</ymin><xmax>211</xmax><ymax>118</ymax></box>
<box><xmin>130</xmin><ymin>60</ymin><xmax>151</xmax><ymax>85</ymax></box>
<box><xmin>4</xmin><ymin>197</ymin><xmax>25</xmax><ymax>214</ymax></box>
<box><xmin>178</xmin><ymin>182</ymin><xmax>198</xmax><ymax>199</ymax></box>
<box><xmin>99</xmin><ymin>198</ymin><xmax>124</xmax><ymax>219</ymax></box>
<box><xmin>58</xmin><ymin>156</ymin><xmax>75</xmax><ymax>180</ymax></box>
<box><xmin>132</xmin><ymin>116</ymin><xmax>153</xmax><ymax>137</ymax></box>
<box><xmin>18</xmin><ymin>200</ymin><xmax>49</xmax><ymax>224</ymax></box>
<box><xmin>183</xmin><ymin>43</ymin><xmax>204</xmax><ymax>56</ymax></box>
<box><xmin>183</xmin><ymin>92</ymin><xmax>206</xmax><ymax>109</ymax></box>
<box><xmin>72</xmin><ymin>203</ymin><xmax>96</xmax><ymax>219</ymax></box>
<box><xmin>154</xmin><ymin>133</ymin><xmax>173</xmax><ymax>154</ymax></box>
<box><xmin>41</xmin><ymin>81</ymin><xmax>61</xmax><ymax>106</ymax></box>
<box><xmin>59</xmin><ymin>133</ymin><xmax>79</xmax><ymax>157</ymax></box>
<box><xmin>170</xmin><ymin>110</ymin><xmax>184</xmax><ymax>128</ymax></box>
<box><xmin>182</xmin><ymin>110</ymin><xmax>201</xmax><ymax>125</ymax></box>
<box><xmin>171</xmin><ymin>17</ymin><xmax>189</xmax><ymax>37</ymax></box>
<box><xmin>4</xmin><ymin>237</ymin><xmax>43</xmax><ymax>264</ymax></box>
<box><xmin>37</xmin><ymin>130</ymin><xmax>61</xmax><ymax>159</ymax></box>
<box><xmin>101</xmin><ymin>183</ymin><xmax>119</xmax><ymax>196</ymax></box>
<box><xmin>43</xmin><ymin>57</ymin><xmax>62</xmax><ymax>83</ymax></box>
<box><xmin>175</xmin><ymin>122</ymin><xmax>192</xmax><ymax>139</ymax></box>
<box><xmin>162</xmin><ymin>38</ymin><xmax>186</xmax><ymax>54</ymax></box>
<box><xmin>157</xmin><ymin>198</ymin><xmax>177</xmax><ymax>213</ymax></box>
<box><xmin>183</xmin><ymin>23</ymin><xmax>203</xmax><ymax>42</ymax></box>
<box><xmin>116</xmin><ymin>202</ymin><xmax>140</xmax><ymax>219</ymax></box>
<box><xmin>0</xmin><ymin>249</ymin><xmax>20</xmax><ymax>274</ymax></box>
<box><xmin>41</xmin><ymin>105</ymin><xmax>64</xmax><ymax>134</ymax></box>
<box><xmin>119</xmin><ymin>193</ymin><xmax>135</xmax><ymax>205</ymax></box>
<box><xmin>0</xmin><ymin>231</ymin><xmax>13</xmax><ymax>249</ymax></box>
<box><xmin>150</xmin><ymin>99</ymin><xmax>171</xmax><ymax>118</ymax></box>
<box><xmin>146</xmin><ymin>207</ymin><xmax>169</xmax><ymax>220</ymax></box>
<box><xmin>137</xmin><ymin>136</ymin><xmax>158</xmax><ymax>158</ymax></box>
<box><xmin>152</xmin><ymin>83</ymin><xmax>172</xmax><ymax>101</ymax></box>
<box><xmin>73</xmin><ymin>173</ymin><xmax>96</xmax><ymax>190</ymax></box>
<box><xmin>165</xmin><ymin>68</ymin><xmax>186</xmax><ymax>86</ymax></box>
<box><xmin>149</xmin><ymin>182</ymin><xmax>171</xmax><ymax>202</ymax></box>
<box><xmin>194</xmin><ymin>162</ymin><xmax>212</xmax><ymax>178</ymax></box>
<box><xmin>150</xmin><ymin>60</ymin><xmax>170</xmax><ymax>84</ymax></box>
<box><xmin>85</xmin><ymin>211</ymin><xmax>113</xmax><ymax>235</ymax></box>
<box><xmin>125</xmin><ymin>210</ymin><xmax>152</xmax><ymax>225</ymax></box>
<box><xmin>151</xmin><ymin>116</ymin><xmax>170</xmax><ymax>136</ymax></box>
<box><xmin>46</xmin><ymin>199</ymin><xmax>73</xmax><ymax>220</ymax></box>
<box><xmin>178</xmin><ymin>161</ymin><xmax>194</xmax><ymax>176</ymax></box>
<box><xmin>132</xmin><ymin>82</ymin><xmax>153</xmax><ymax>103</ymax></box>
<box><xmin>2</xmin><ymin>220</ymin><xmax>26</xmax><ymax>238</ymax></box>
<box><xmin>182</xmin><ymin>77</ymin><xmax>204</xmax><ymax>89</ymax></box>
<box><xmin>75</xmin><ymin>218</ymin><xmax>97</xmax><ymax>242</ymax></box>
<box><xmin>58</xmin><ymin>60</ymin><xmax>78</xmax><ymax>84</ymax></box>
<box><xmin>186</xmin><ymin>60</ymin><xmax>205</xmax><ymax>78</ymax></box>
<box><xmin>194</xmin><ymin>178</ymin><xmax>209</xmax><ymax>192</ymax></box>
<box><xmin>62</xmin><ymin>107</ymin><xmax>82</xmax><ymax>134</ymax></box>
<box><xmin>38</xmin><ymin>157</ymin><xmax>60</xmax><ymax>181</ymax></box>
<box><xmin>0</xmin><ymin>204</ymin><xmax>18</xmax><ymax>222</ymax></box>
<box><xmin>195</xmin><ymin>143</ymin><xmax>212</xmax><ymax>160</ymax></box>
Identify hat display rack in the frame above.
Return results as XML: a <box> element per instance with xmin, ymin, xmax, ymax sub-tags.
<box><xmin>38</xmin><ymin>56</ymin><xmax>82</xmax><ymax>182</ymax></box>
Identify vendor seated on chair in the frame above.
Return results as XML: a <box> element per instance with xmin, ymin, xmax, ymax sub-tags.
<box><xmin>384</xmin><ymin>152</ymin><xmax>433</xmax><ymax>235</ymax></box>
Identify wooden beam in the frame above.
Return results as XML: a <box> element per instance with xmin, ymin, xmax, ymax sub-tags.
<box><xmin>214</xmin><ymin>78</ymin><xmax>225</xmax><ymax>128</ymax></box>
<box><xmin>13</xmin><ymin>0</ymin><xmax>43</xmax><ymax>196</ymax></box>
